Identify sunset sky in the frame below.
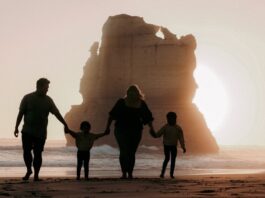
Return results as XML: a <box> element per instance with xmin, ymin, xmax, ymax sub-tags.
<box><xmin>1</xmin><ymin>0</ymin><xmax>265</xmax><ymax>145</ymax></box>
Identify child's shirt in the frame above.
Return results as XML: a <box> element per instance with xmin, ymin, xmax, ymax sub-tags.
<box><xmin>75</xmin><ymin>132</ymin><xmax>100</xmax><ymax>151</ymax></box>
<box><xmin>156</xmin><ymin>124</ymin><xmax>185</xmax><ymax>148</ymax></box>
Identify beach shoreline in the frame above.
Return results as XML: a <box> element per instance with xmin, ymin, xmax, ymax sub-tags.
<box><xmin>2</xmin><ymin>143</ymin><xmax>265</xmax><ymax>197</ymax></box>
<box><xmin>1</xmin><ymin>166</ymin><xmax>265</xmax><ymax>179</ymax></box>
<box><xmin>1</xmin><ymin>173</ymin><xmax>265</xmax><ymax>197</ymax></box>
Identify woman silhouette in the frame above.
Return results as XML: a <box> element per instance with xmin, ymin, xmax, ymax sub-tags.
<box><xmin>105</xmin><ymin>85</ymin><xmax>154</xmax><ymax>179</ymax></box>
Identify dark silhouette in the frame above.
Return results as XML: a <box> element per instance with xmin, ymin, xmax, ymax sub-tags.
<box><xmin>14</xmin><ymin>78</ymin><xmax>68</xmax><ymax>181</ymax></box>
<box><xmin>150</xmin><ymin>112</ymin><xmax>186</xmax><ymax>179</ymax></box>
<box><xmin>65</xmin><ymin>121</ymin><xmax>107</xmax><ymax>180</ymax></box>
<box><xmin>105</xmin><ymin>85</ymin><xmax>154</xmax><ymax>179</ymax></box>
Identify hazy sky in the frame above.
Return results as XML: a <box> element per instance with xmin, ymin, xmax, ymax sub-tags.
<box><xmin>1</xmin><ymin>0</ymin><xmax>265</xmax><ymax>145</ymax></box>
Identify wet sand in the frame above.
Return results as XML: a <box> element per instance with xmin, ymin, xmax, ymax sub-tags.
<box><xmin>1</xmin><ymin>173</ymin><xmax>265</xmax><ymax>197</ymax></box>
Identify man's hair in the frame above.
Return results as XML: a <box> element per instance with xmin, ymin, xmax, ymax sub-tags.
<box><xmin>36</xmin><ymin>78</ymin><xmax>50</xmax><ymax>89</ymax></box>
<box><xmin>166</xmin><ymin>112</ymin><xmax>177</xmax><ymax>120</ymax></box>
<box><xmin>80</xmin><ymin>121</ymin><xmax>91</xmax><ymax>131</ymax></box>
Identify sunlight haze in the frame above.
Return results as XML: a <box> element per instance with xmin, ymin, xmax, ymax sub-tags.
<box><xmin>0</xmin><ymin>0</ymin><xmax>265</xmax><ymax>145</ymax></box>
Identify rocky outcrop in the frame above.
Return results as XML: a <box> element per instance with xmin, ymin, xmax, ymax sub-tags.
<box><xmin>65</xmin><ymin>14</ymin><xmax>219</xmax><ymax>154</ymax></box>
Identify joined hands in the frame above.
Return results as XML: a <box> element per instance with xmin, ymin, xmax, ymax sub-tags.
<box><xmin>104</xmin><ymin>128</ymin><xmax>111</xmax><ymax>135</ymax></box>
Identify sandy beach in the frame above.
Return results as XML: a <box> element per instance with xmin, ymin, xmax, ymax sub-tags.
<box><xmin>1</xmin><ymin>173</ymin><xmax>265</xmax><ymax>197</ymax></box>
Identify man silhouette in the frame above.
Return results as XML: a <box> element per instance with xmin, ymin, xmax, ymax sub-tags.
<box><xmin>14</xmin><ymin>78</ymin><xmax>68</xmax><ymax>181</ymax></box>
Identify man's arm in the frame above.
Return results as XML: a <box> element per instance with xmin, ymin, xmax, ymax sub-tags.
<box><xmin>14</xmin><ymin>111</ymin><xmax>24</xmax><ymax>137</ymax></box>
<box><xmin>54</xmin><ymin>111</ymin><xmax>68</xmax><ymax>128</ymax></box>
<box><xmin>49</xmin><ymin>98</ymin><xmax>68</xmax><ymax>129</ymax></box>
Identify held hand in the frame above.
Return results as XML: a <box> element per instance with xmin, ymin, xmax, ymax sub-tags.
<box><xmin>104</xmin><ymin>128</ymin><xmax>110</xmax><ymax>135</ymax></box>
<box><xmin>149</xmin><ymin>124</ymin><xmax>154</xmax><ymax>132</ymax></box>
<box><xmin>149</xmin><ymin>129</ymin><xmax>156</xmax><ymax>138</ymax></box>
<box><xmin>64</xmin><ymin>126</ymin><xmax>69</xmax><ymax>134</ymax></box>
<box><xmin>183</xmin><ymin>148</ymin><xmax>186</xmax><ymax>153</ymax></box>
<box><xmin>14</xmin><ymin>129</ymin><xmax>19</xmax><ymax>138</ymax></box>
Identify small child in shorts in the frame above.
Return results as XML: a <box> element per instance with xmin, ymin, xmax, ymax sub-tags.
<box><xmin>65</xmin><ymin>121</ymin><xmax>108</xmax><ymax>180</ymax></box>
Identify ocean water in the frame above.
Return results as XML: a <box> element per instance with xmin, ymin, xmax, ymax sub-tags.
<box><xmin>1</xmin><ymin>139</ymin><xmax>265</xmax><ymax>178</ymax></box>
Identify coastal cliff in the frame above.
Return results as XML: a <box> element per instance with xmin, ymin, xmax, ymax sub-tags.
<box><xmin>65</xmin><ymin>14</ymin><xmax>218</xmax><ymax>154</ymax></box>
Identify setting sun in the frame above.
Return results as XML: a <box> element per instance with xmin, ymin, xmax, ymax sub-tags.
<box><xmin>193</xmin><ymin>64</ymin><xmax>229</xmax><ymax>138</ymax></box>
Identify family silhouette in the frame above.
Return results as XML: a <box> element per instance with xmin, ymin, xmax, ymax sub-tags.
<box><xmin>14</xmin><ymin>78</ymin><xmax>186</xmax><ymax>181</ymax></box>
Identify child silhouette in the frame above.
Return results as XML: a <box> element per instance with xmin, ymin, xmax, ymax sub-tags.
<box><xmin>150</xmin><ymin>112</ymin><xmax>186</xmax><ymax>178</ymax></box>
<box><xmin>65</xmin><ymin>121</ymin><xmax>108</xmax><ymax>180</ymax></box>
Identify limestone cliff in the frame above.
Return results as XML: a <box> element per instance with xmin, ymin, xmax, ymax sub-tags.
<box><xmin>65</xmin><ymin>14</ymin><xmax>219</xmax><ymax>154</ymax></box>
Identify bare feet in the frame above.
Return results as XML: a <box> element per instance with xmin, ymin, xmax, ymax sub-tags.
<box><xmin>22</xmin><ymin>170</ymin><xmax>32</xmax><ymax>181</ymax></box>
<box><xmin>34</xmin><ymin>174</ymin><xmax>42</xmax><ymax>182</ymax></box>
<box><xmin>128</xmin><ymin>174</ymin><xmax>133</xmax><ymax>180</ymax></box>
<box><xmin>34</xmin><ymin>177</ymin><xmax>42</xmax><ymax>182</ymax></box>
<box><xmin>120</xmin><ymin>173</ymin><xmax>127</xmax><ymax>179</ymax></box>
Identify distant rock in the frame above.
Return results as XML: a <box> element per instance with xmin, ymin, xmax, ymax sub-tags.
<box><xmin>65</xmin><ymin>14</ymin><xmax>218</xmax><ymax>154</ymax></box>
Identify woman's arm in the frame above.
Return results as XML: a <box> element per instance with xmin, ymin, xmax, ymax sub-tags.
<box><xmin>141</xmin><ymin>101</ymin><xmax>154</xmax><ymax>125</ymax></box>
<box><xmin>149</xmin><ymin>128</ymin><xmax>157</xmax><ymax>138</ymax></box>
<box><xmin>147</xmin><ymin>121</ymin><xmax>154</xmax><ymax>130</ymax></box>
<box><xmin>105</xmin><ymin>116</ymin><xmax>114</xmax><ymax>134</ymax></box>
<box><xmin>105</xmin><ymin>99</ymin><xmax>123</xmax><ymax>134</ymax></box>
<box><xmin>148</xmin><ymin>122</ymin><xmax>167</xmax><ymax>138</ymax></box>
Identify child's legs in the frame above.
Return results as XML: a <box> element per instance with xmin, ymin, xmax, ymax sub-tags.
<box><xmin>161</xmin><ymin>145</ymin><xmax>170</xmax><ymax>176</ymax></box>
<box><xmin>170</xmin><ymin>146</ymin><xmax>177</xmax><ymax>176</ymax></box>
<box><xmin>83</xmin><ymin>151</ymin><xmax>90</xmax><ymax>179</ymax></box>
<box><xmin>77</xmin><ymin>151</ymin><xmax>84</xmax><ymax>178</ymax></box>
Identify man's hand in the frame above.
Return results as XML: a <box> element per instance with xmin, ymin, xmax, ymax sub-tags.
<box><xmin>64</xmin><ymin>126</ymin><xmax>69</xmax><ymax>134</ymax></box>
<box><xmin>14</xmin><ymin>129</ymin><xmax>19</xmax><ymax>138</ymax></box>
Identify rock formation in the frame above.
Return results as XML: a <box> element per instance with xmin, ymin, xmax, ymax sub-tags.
<box><xmin>65</xmin><ymin>14</ymin><xmax>219</xmax><ymax>154</ymax></box>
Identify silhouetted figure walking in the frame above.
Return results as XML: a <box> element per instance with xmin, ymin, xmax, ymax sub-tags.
<box><xmin>150</xmin><ymin>112</ymin><xmax>186</xmax><ymax>178</ymax></box>
<box><xmin>14</xmin><ymin>78</ymin><xmax>68</xmax><ymax>181</ymax></box>
<box><xmin>65</xmin><ymin>121</ymin><xmax>108</xmax><ymax>180</ymax></box>
<box><xmin>105</xmin><ymin>85</ymin><xmax>154</xmax><ymax>179</ymax></box>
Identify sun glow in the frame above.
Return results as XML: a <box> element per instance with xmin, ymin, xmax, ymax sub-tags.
<box><xmin>193</xmin><ymin>64</ymin><xmax>228</xmax><ymax>137</ymax></box>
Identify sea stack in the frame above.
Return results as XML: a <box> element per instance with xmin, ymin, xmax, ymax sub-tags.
<box><xmin>65</xmin><ymin>14</ymin><xmax>219</xmax><ymax>154</ymax></box>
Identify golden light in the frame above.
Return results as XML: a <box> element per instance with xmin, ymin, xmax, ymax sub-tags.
<box><xmin>193</xmin><ymin>64</ymin><xmax>229</xmax><ymax>138</ymax></box>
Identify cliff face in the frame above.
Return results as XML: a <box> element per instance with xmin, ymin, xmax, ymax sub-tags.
<box><xmin>65</xmin><ymin>14</ymin><xmax>219</xmax><ymax>154</ymax></box>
